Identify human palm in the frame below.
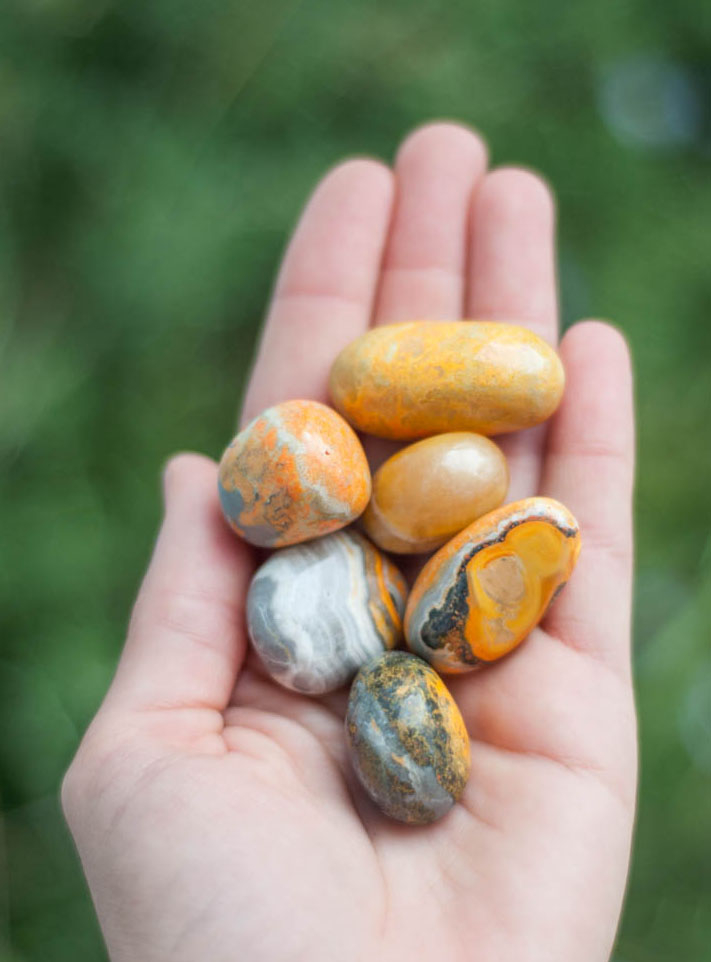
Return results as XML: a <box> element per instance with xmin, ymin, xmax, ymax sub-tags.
<box><xmin>63</xmin><ymin>123</ymin><xmax>637</xmax><ymax>962</ymax></box>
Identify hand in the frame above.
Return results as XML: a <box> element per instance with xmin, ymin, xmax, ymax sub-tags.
<box><xmin>62</xmin><ymin>122</ymin><xmax>637</xmax><ymax>962</ymax></box>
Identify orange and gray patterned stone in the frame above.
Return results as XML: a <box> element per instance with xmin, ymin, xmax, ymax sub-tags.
<box><xmin>247</xmin><ymin>529</ymin><xmax>407</xmax><ymax>694</ymax></box>
<box><xmin>329</xmin><ymin>320</ymin><xmax>565</xmax><ymax>440</ymax></box>
<box><xmin>361</xmin><ymin>432</ymin><xmax>509</xmax><ymax>554</ymax></box>
<box><xmin>405</xmin><ymin>497</ymin><xmax>581</xmax><ymax>673</ymax></box>
<box><xmin>346</xmin><ymin>651</ymin><xmax>470</xmax><ymax>824</ymax></box>
<box><xmin>218</xmin><ymin>399</ymin><xmax>371</xmax><ymax>548</ymax></box>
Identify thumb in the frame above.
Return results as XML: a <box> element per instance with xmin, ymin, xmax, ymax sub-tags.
<box><xmin>106</xmin><ymin>453</ymin><xmax>255</xmax><ymax>713</ymax></box>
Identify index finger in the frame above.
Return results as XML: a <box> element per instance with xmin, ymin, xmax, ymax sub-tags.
<box><xmin>240</xmin><ymin>159</ymin><xmax>394</xmax><ymax>424</ymax></box>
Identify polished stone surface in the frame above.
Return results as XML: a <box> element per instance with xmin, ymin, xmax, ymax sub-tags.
<box><xmin>218</xmin><ymin>399</ymin><xmax>370</xmax><ymax>548</ymax></box>
<box><xmin>346</xmin><ymin>651</ymin><xmax>470</xmax><ymax>824</ymax></box>
<box><xmin>361</xmin><ymin>432</ymin><xmax>509</xmax><ymax>554</ymax></box>
<box><xmin>405</xmin><ymin>497</ymin><xmax>581</xmax><ymax>672</ymax></box>
<box><xmin>247</xmin><ymin>529</ymin><xmax>407</xmax><ymax>693</ymax></box>
<box><xmin>329</xmin><ymin>320</ymin><xmax>565</xmax><ymax>440</ymax></box>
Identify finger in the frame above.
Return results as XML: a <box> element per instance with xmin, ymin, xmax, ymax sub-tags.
<box><xmin>373</xmin><ymin>122</ymin><xmax>488</xmax><ymax>324</ymax></box>
<box><xmin>539</xmin><ymin>321</ymin><xmax>635</xmax><ymax>675</ymax></box>
<box><xmin>107</xmin><ymin>454</ymin><xmax>254</xmax><ymax>712</ymax></box>
<box><xmin>241</xmin><ymin>159</ymin><xmax>394</xmax><ymax>423</ymax></box>
<box><xmin>467</xmin><ymin>167</ymin><xmax>558</xmax><ymax>339</ymax></box>
<box><xmin>467</xmin><ymin>168</ymin><xmax>558</xmax><ymax>499</ymax></box>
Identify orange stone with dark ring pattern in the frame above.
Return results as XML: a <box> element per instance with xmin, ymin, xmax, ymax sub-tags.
<box><xmin>218</xmin><ymin>399</ymin><xmax>371</xmax><ymax>548</ymax></box>
<box><xmin>329</xmin><ymin>320</ymin><xmax>565</xmax><ymax>440</ymax></box>
<box><xmin>405</xmin><ymin>497</ymin><xmax>581</xmax><ymax>672</ymax></box>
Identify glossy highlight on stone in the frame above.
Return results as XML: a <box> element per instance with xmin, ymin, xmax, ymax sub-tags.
<box><xmin>346</xmin><ymin>651</ymin><xmax>470</xmax><ymax>825</ymax></box>
<box><xmin>329</xmin><ymin>320</ymin><xmax>565</xmax><ymax>440</ymax></box>
<box><xmin>218</xmin><ymin>399</ymin><xmax>371</xmax><ymax>548</ymax></box>
<box><xmin>247</xmin><ymin>529</ymin><xmax>407</xmax><ymax>694</ymax></box>
<box><xmin>361</xmin><ymin>432</ymin><xmax>509</xmax><ymax>554</ymax></box>
<box><xmin>405</xmin><ymin>497</ymin><xmax>581</xmax><ymax>673</ymax></box>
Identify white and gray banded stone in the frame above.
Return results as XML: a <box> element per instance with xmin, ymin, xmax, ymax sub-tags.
<box><xmin>246</xmin><ymin>529</ymin><xmax>407</xmax><ymax>694</ymax></box>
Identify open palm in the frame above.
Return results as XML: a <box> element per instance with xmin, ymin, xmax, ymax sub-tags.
<box><xmin>63</xmin><ymin>123</ymin><xmax>636</xmax><ymax>962</ymax></box>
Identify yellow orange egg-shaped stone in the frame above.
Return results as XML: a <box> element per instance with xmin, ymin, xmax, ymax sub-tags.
<box><xmin>361</xmin><ymin>433</ymin><xmax>509</xmax><ymax>554</ymax></box>
<box><xmin>329</xmin><ymin>320</ymin><xmax>564</xmax><ymax>440</ymax></box>
<box><xmin>218</xmin><ymin>399</ymin><xmax>371</xmax><ymax>548</ymax></box>
<box><xmin>405</xmin><ymin>497</ymin><xmax>581</xmax><ymax>672</ymax></box>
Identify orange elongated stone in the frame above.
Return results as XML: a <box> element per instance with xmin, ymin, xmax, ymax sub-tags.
<box><xmin>405</xmin><ymin>497</ymin><xmax>581</xmax><ymax>672</ymax></box>
<box><xmin>218</xmin><ymin>399</ymin><xmax>371</xmax><ymax>548</ymax></box>
<box><xmin>329</xmin><ymin>320</ymin><xmax>565</xmax><ymax>440</ymax></box>
<box><xmin>361</xmin><ymin>433</ymin><xmax>509</xmax><ymax>554</ymax></box>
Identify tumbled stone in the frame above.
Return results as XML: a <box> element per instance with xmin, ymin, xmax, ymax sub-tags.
<box><xmin>329</xmin><ymin>320</ymin><xmax>565</xmax><ymax>440</ymax></box>
<box><xmin>218</xmin><ymin>399</ymin><xmax>371</xmax><ymax>548</ymax></box>
<box><xmin>361</xmin><ymin>432</ymin><xmax>509</xmax><ymax>554</ymax></box>
<box><xmin>246</xmin><ymin>529</ymin><xmax>407</xmax><ymax>694</ymax></box>
<box><xmin>405</xmin><ymin>497</ymin><xmax>581</xmax><ymax>672</ymax></box>
<box><xmin>346</xmin><ymin>651</ymin><xmax>470</xmax><ymax>824</ymax></box>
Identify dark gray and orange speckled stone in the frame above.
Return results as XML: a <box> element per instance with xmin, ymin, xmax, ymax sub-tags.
<box><xmin>345</xmin><ymin>652</ymin><xmax>470</xmax><ymax>825</ymax></box>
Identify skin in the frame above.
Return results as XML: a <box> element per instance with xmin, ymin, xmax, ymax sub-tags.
<box><xmin>62</xmin><ymin>122</ymin><xmax>637</xmax><ymax>962</ymax></box>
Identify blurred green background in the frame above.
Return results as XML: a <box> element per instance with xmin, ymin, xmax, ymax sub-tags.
<box><xmin>1</xmin><ymin>0</ymin><xmax>710</xmax><ymax>958</ymax></box>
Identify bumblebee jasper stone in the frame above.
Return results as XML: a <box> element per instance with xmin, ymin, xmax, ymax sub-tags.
<box><xmin>346</xmin><ymin>651</ymin><xmax>470</xmax><ymax>824</ymax></box>
<box><xmin>361</xmin><ymin>432</ymin><xmax>509</xmax><ymax>554</ymax></box>
<box><xmin>405</xmin><ymin>497</ymin><xmax>581</xmax><ymax>672</ymax></box>
<box><xmin>247</xmin><ymin>530</ymin><xmax>407</xmax><ymax>694</ymax></box>
<box><xmin>218</xmin><ymin>399</ymin><xmax>371</xmax><ymax>548</ymax></box>
<box><xmin>329</xmin><ymin>320</ymin><xmax>564</xmax><ymax>440</ymax></box>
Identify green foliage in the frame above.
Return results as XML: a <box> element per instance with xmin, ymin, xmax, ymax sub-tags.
<box><xmin>1</xmin><ymin>0</ymin><xmax>710</xmax><ymax>958</ymax></box>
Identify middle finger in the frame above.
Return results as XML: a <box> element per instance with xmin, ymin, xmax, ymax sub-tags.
<box><xmin>373</xmin><ymin>121</ymin><xmax>488</xmax><ymax>325</ymax></box>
